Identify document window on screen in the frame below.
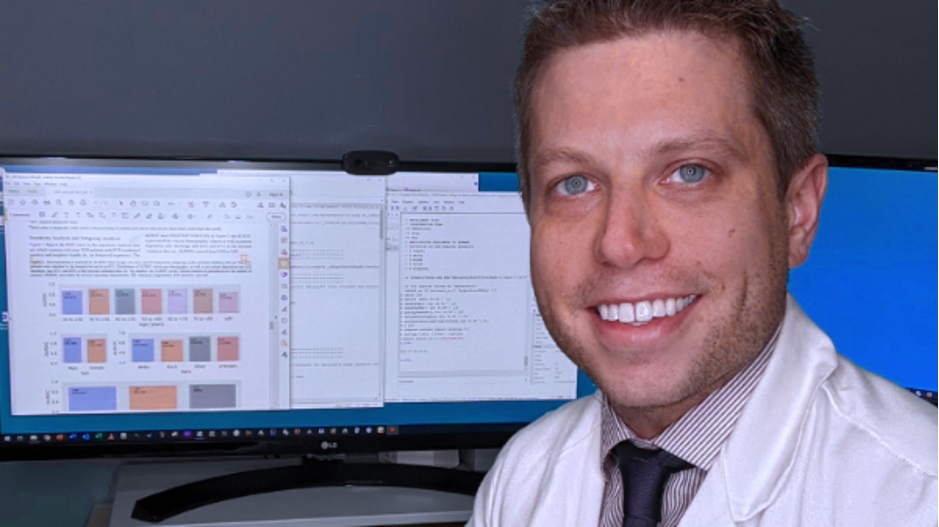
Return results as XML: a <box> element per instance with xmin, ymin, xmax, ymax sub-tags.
<box><xmin>3</xmin><ymin>173</ymin><xmax>291</xmax><ymax>416</ymax></box>
<box><xmin>264</xmin><ymin>171</ymin><xmax>387</xmax><ymax>410</ymax></box>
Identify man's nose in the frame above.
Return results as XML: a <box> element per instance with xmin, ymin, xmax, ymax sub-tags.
<box><xmin>595</xmin><ymin>191</ymin><xmax>669</xmax><ymax>268</ymax></box>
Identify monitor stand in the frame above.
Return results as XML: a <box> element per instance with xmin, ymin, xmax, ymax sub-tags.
<box><xmin>108</xmin><ymin>456</ymin><xmax>479</xmax><ymax>526</ymax></box>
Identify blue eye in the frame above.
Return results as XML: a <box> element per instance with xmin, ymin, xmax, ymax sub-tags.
<box><xmin>561</xmin><ymin>175</ymin><xmax>590</xmax><ymax>195</ymax></box>
<box><xmin>677</xmin><ymin>165</ymin><xmax>707</xmax><ymax>183</ymax></box>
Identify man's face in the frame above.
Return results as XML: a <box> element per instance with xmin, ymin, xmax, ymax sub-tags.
<box><xmin>527</xmin><ymin>31</ymin><xmax>798</xmax><ymax>421</ymax></box>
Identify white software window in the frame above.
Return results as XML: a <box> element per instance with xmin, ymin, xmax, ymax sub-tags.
<box><xmin>383</xmin><ymin>172</ymin><xmax>577</xmax><ymax>403</ymax></box>
<box><xmin>3</xmin><ymin>172</ymin><xmax>290</xmax><ymax>415</ymax></box>
<box><xmin>287</xmin><ymin>172</ymin><xmax>386</xmax><ymax>409</ymax></box>
<box><xmin>221</xmin><ymin>170</ymin><xmax>388</xmax><ymax>410</ymax></box>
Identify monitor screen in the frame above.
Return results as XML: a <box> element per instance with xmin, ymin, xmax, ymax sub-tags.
<box><xmin>0</xmin><ymin>156</ymin><xmax>934</xmax><ymax>460</ymax></box>
<box><xmin>0</xmin><ymin>157</ymin><xmax>593</xmax><ymax>458</ymax></box>
<box><xmin>789</xmin><ymin>159</ymin><xmax>937</xmax><ymax>399</ymax></box>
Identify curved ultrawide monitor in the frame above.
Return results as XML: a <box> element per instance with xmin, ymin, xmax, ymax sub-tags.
<box><xmin>0</xmin><ymin>155</ymin><xmax>934</xmax><ymax>461</ymax></box>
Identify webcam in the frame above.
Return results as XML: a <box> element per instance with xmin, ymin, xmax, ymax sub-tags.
<box><xmin>341</xmin><ymin>150</ymin><xmax>399</xmax><ymax>175</ymax></box>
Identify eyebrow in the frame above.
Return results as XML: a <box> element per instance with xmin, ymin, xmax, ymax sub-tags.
<box><xmin>529</xmin><ymin>132</ymin><xmax>750</xmax><ymax>176</ymax></box>
<box><xmin>528</xmin><ymin>147</ymin><xmax>597</xmax><ymax>176</ymax></box>
<box><xmin>648</xmin><ymin>133</ymin><xmax>749</xmax><ymax>164</ymax></box>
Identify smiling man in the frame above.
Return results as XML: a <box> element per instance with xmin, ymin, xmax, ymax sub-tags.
<box><xmin>468</xmin><ymin>1</ymin><xmax>937</xmax><ymax>526</ymax></box>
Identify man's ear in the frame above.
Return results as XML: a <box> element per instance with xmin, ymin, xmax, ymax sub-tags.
<box><xmin>785</xmin><ymin>153</ymin><xmax>828</xmax><ymax>269</ymax></box>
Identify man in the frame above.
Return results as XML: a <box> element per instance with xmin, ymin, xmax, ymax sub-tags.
<box><xmin>469</xmin><ymin>1</ymin><xmax>937</xmax><ymax>525</ymax></box>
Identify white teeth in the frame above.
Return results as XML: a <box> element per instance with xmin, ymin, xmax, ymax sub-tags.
<box><xmin>618</xmin><ymin>303</ymin><xmax>635</xmax><ymax>323</ymax></box>
<box><xmin>652</xmin><ymin>299</ymin><xmax>666</xmax><ymax>318</ymax></box>
<box><xmin>665</xmin><ymin>298</ymin><xmax>677</xmax><ymax>316</ymax></box>
<box><xmin>597</xmin><ymin>295</ymin><xmax>697</xmax><ymax>324</ymax></box>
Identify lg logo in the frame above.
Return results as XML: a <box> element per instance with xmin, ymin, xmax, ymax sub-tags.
<box><xmin>320</xmin><ymin>441</ymin><xmax>338</xmax><ymax>450</ymax></box>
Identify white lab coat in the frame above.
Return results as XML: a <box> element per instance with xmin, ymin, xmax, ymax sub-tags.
<box><xmin>468</xmin><ymin>296</ymin><xmax>938</xmax><ymax>526</ymax></box>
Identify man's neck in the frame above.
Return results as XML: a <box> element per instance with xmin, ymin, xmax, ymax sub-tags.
<box><xmin>612</xmin><ymin>312</ymin><xmax>787</xmax><ymax>439</ymax></box>
<box><xmin>611</xmin><ymin>368</ymin><xmax>740</xmax><ymax>440</ymax></box>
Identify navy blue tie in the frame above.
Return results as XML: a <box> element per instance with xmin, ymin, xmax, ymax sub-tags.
<box><xmin>613</xmin><ymin>441</ymin><xmax>693</xmax><ymax>527</ymax></box>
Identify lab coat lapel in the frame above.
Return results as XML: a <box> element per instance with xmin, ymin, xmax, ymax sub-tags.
<box><xmin>678</xmin><ymin>295</ymin><xmax>839</xmax><ymax>526</ymax></box>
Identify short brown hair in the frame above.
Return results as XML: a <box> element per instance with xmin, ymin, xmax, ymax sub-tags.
<box><xmin>515</xmin><ymin>0</ymin><xmax>820</xmax><ymax>206</ymax></box>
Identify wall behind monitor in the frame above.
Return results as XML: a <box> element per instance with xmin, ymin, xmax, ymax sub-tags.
<box><xmin>0</xmin><ymin>0</ymin><xmax>934</xmax><ymax>162</ymax></box>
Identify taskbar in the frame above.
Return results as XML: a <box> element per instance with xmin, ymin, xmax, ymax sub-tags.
<box><xmin>2</xmin><ymin>388</ymin><xmax>932</xmax><ymax>449</ymax></box>
<box><xmin>909</xmin><ymin>388</ymin><xmax>937</xmax><ymax>406</ymax></box>
<box><xmin>2</xmin><ymin>424</ymin><xmax>401</xmax><ymax>447</ymax></box>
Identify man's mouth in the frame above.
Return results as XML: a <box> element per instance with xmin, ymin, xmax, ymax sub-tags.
<box><xmin>596</xmin><ymin>295</ymin><xmax>698</xmax><ymax>326</ymax></box>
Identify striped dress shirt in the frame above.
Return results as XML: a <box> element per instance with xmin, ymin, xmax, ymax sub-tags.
<box><xmin>598</xmin><ymin>328</ymin><xmax>779</xmax><ymax>527</ymax></box>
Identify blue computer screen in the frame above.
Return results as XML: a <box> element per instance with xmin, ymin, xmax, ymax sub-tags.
<box><xmin>789</xmin><ymin>165</ymin><xmax>936</xmax><ymax>394</ymax></box>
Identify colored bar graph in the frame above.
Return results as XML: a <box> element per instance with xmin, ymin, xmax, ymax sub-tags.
<box><xmin>160</xmin><ymin>339</ymin><xmax>184</xmax><ymax>362</ymax></box>
<box><xmin>218</xmin><ymin>292</ymin><xmax>239</xmax><ymax>314</ymax></box>
<box><xmin>193</xmin><ymin>288</ymin><xmax>214</xmax><ymax>314</ymax></box>
<box><xmin>217</xmin><ymin>336</ymin><xmax>240</xmax><ymax>361</ymax></box>
<box><xmin>190</xmin><ymin>384</ymin><xmax>237</xmax><ymax>409</ymax></box>
<box><xmin>129</xmin><ymin>386</ymin><xmax>178</xmax><ymax>410</ymax></box>
<box><xmin>89</xmin><ymin>289</ymin><xmax>110</xmax><ymax>315</ymax></box>
<box><xmin>63</xmin><ymin>337</ymin><xmax>82</xmax><ymax>363</ymax></box>
<box><xmin>115</xmin><ymin>288</ymin><xmax>135</xmax><ymax>315</ymax></box>
<box><xmin>141</xmin><ymin>288</ymin><xmax>163</xmax><ymax>315</ymax></box>
<box><xmin>87</xmin><ymin>338</ymin><xmax>107</xmax><ymax>363</ymax></box>
<box><xmin>167</xmin><ymin>288</ymin><xmax>188</xmax><ymax>314</ymax></box>
<box><xmin>62</xmin><ymin>290</ymin><xmax>83</xmax><ymax>315</ymax></box>
<box><xmin>68</xmin><ymin>386</ymin><xmax>117</xmax><ymax>412</ymax></box>
<box><xmin>131</xmin><ymin>338</ymin><xmax>155</xmax><ymax>362</ymax></box>
<box><xmin>189</xmin><ymin>336</ymin><xmax>211</xmax><ymax>361</ymax></box>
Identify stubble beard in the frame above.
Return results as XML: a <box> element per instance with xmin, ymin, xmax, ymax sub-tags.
<box><xmin>534</xmin><ymin>216</ymin><xmax>791</xmax><ymax>420</ymax></box>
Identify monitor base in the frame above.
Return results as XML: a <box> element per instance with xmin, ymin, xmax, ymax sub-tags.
<box><xmin>109</xmin><ymin>457</ymin><xmax>478</xmax><ymax>526</ymax></box>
